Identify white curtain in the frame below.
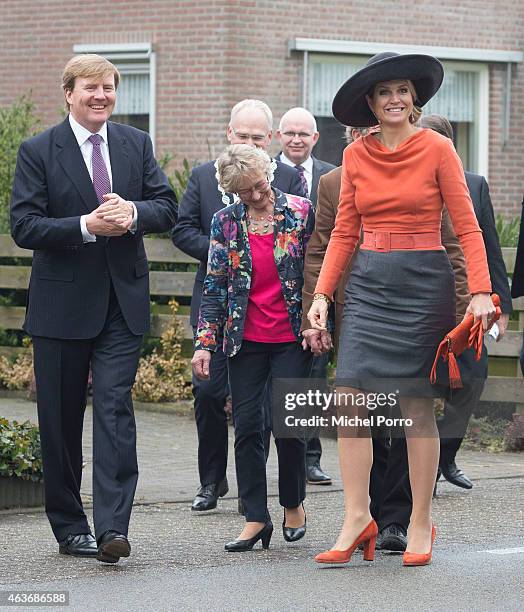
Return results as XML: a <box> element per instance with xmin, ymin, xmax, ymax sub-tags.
<box><xmin>309</xmin><ymin>60</ymin><xmax>477</xmax><ymax>123</ymax></box>
<box><xmin>113</xmin><ymin>73</ymin><xmax>149</xmax><ymax>115</ymax></box>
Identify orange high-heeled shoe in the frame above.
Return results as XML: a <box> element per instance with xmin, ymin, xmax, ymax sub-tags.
<box><xmin>315</xmin><ymin>519</ymin><xmax>378</xmax><ymax>564</ymax></box>
<box><xmin>403</xmin><ymin>524</ymin><xmax>436</xmax><ymax>566</ymax></box>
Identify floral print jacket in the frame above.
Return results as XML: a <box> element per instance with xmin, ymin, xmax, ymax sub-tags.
<box><xmin>195</xmin><ymin>188</ymin><xmax>315</xmax><ymax>357</ymax></box>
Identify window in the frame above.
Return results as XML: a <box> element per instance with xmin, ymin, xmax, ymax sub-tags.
<box><xmin>307</xmin><ymin>54</ymin><xmax>488</xmax><ymax>174</ymax></box>
<box><xmin>73</xmin><ymin>43</ymin><xmax>156</xmax><ymax>147</ymax></box>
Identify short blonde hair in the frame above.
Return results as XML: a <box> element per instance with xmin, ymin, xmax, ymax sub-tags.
<box><xmin>216</xmin><ymin>144</ymin><xmax>272</xmax><ymax>193</ymax></box>
<box><xmin>62</xmin><ymin>54</ymin><xmax>120</xmax><ymax>110</ymax></box>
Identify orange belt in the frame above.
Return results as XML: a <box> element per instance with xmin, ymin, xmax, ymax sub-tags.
<box><xmin>362</xmin><ymin>230</ymin><xmax>442</xmax><ymax>252</ymax></box>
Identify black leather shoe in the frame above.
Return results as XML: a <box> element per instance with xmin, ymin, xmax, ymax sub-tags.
<box><xmin>376</xmin><ymin>524</ymin><xmax>407</xmax><ymax>552</ymax></box>
<box><xmin>97</xmin><ymin>531</ymin><xmax>131</xmax><ymax>564</ymax></box>
<box><xmin>59</xmin><ymin>533</ymin><xmax>98</xmax><ymax>557</ymax></box>
<box><xmin>282</xmin><ymin>504</ymin><xmax>306</xmax><ymax>542</ymax></box>
<box><xmin>441</xmin><ymin>461</ymin><xmax>473</xmax><ymax>489</ymax></box>
<box><xmin>307</xmin><ymin>463</ymin><xmax>332</xmax><ymax>485</ymax></box>
<box><xmin>191</xmin><ymin>477</ymin><xmax>229</xmax><ymax>511</ymax></box>
<box><xmin>225</xmin><ymin>522</ymin><xmax>273</xmax><ymax>552</ymax></box>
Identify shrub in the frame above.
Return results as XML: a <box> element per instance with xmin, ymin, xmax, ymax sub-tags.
<box><xmin>158</xmin><ymin>154</ymin><xmax>193</xmax><ymax>203</ymax></box>
<box><xmin>0</xmin><ymin>96</ymin><xmax>41</xmax><ymax>233</ymax></box>
<box><xmin>133</xmin><ymin>299</ymin><xmax>192</xmax><ymax>402</ymax></box>
<box><xmin>462</xmin><ymin>416</ymin><xmax>507</xmax><ymax>452</ymax></box>
<box><xmin>0</xmin><ymin>340</ymin><xmax>33</xmax><ymax>390</ymax></box>
<box><xmin>0</xmin><ymin>418</ymin><xmax>43</xmax><ymax>481</ymax></box>
<box><xmin>504</xmin><ymin>413</ymin><xmax>524</xmax><ymax>451</ymax></box>
<box><xmin>495</xmin><ymin>214</ymin><xmax>520</xmax><ymax>248</ymax></box>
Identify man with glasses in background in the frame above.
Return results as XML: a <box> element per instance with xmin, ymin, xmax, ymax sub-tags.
<box><xmin>172</xmin><ymin>99</ymin><xmax>306</xmax><ymax>513</ymax></box>
<box><xmin>277</xmin><ymin>107</ymin><xmax>335</xmax><ymax>485</ymax></box>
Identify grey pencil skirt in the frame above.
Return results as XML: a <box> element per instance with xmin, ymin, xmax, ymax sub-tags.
<box><xmin>335</xmin><ymin>248</ymin><xmax>456</xmax><ymax>397</ymax></box>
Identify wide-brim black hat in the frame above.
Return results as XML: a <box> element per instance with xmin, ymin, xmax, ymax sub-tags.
<box><xmin>332</xmin><ymin>52</ymin><xmax>444</xmax><ymax>127</ymax></box>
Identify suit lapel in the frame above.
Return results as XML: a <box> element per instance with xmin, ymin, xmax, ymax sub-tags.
<box><xmin>310</xmin><ymin>157</ymin><xmax>321</xmax><ymax>206</ymax></box>
<box><xmin>107</xmin><ymin>122</ymin><xmax>131</xmax><ymax>198</ymax></box>
<box><xmin>55</xmin><ymin>119</ymin><xmax>99</xmax><ymax>213</ymax></box>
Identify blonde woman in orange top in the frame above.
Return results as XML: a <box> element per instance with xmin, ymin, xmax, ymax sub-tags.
<box><xmin>308</xmin><ymin>52</ymin><xmax>496</xmax><ymax>567</ymax></box>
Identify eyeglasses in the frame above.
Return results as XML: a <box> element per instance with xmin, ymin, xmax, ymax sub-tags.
<box><xmin>236</xmin><ymin>180</ymin><xmax>270</xmax><ymax>199</ymax></box>
<box><xmin>230</xmin><ymin>127</ymin><xmax>268</xmax><ymax>144</ymax></box>
<box><xmin>281</xmin><ymin>131</ymin><xmax>314</xmax><ymax>139</ymax></box>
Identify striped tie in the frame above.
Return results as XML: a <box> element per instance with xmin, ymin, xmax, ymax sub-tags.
<box><xmin>88</xmin><ymin>134</ymin><xmax>111</xmax><ymax>203</ymax></box>
<box><xmin>295</xmin><ymin>164</ymin><xmax>309</xmax><ymax>198</ymax></box>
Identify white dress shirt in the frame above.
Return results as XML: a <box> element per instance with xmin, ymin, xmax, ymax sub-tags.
<box><xmin>279</xmin><ymin>152</ymin><xmax>313</xmax><ymax>197</ymax></box>
<box><xmin>68</xmin><ymin>114</ymin><xmax>136</xmax><ymax>242</ymax></box>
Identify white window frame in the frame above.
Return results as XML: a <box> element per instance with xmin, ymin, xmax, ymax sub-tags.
<box><xmin>73</xmin><ymin>43</ymin><xmax>156</xmax><ymax>149</ymax></box>
<box><xmin>439</xmin><ymin>60</ymin><xmax>489</xmax><ymax>178</ymax></box>
<box><xmin>290</xmin><ymin>39</ymin><xmax>523</xmax><ymax>180</ymax></box>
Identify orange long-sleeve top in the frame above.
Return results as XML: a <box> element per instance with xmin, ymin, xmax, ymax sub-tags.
<box><xmin>315</xmin><ymin>128</ymin><xmax>492</xmax><ymax>299</ymax></box>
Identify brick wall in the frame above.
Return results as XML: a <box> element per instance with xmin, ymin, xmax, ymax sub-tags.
<box><xmin>1</xmin><ymin>0</ymin><xmax>522</xmax><ymax>215</ymax></box>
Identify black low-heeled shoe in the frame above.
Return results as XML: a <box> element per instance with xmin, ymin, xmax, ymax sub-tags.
<box><xmin>224</xmin><ymin>522</ymin><xmax>273</xmax><ymax>552</ymax></box>
<box><xmin>282</xmin><ymin>504</ymin><xmax>306</xmax><ymax>543</ymax></box>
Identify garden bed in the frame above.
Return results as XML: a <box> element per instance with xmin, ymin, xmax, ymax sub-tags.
<box><xmin>0</xmin><ymin>475</ymin><xmax>44</xmax><ymax>509</ymax></box>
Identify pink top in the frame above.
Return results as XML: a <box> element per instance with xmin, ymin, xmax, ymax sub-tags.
<box><xmin>243</xmin><ymin>232</ymin><xmax>296</xmax><ymax>343</ymax></box>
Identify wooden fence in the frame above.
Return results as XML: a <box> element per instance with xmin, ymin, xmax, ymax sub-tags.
<box><xmin>0</xmin><ymin>235</ymin><xmax>522</xmax><ymax>408</ymax></box>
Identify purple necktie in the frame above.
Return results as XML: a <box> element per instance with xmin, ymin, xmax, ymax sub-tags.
<box><xmin>88</xmin><ymin>134</ymin><xmax>111</xmax><ymax>203</ymax></box>
<box><xmin>295</xmin><ymin>164</ymin><xmax>309</xmax><ymax>198</ymax></box>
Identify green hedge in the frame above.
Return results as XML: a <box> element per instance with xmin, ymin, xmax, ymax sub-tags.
<box><xmin>0</xmin><ymin>418</ymin><xmax>43</xmax><ymax>481</ymax></box>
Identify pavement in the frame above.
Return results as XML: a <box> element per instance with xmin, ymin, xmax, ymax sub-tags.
<box><xmin>0</xmin><ymin>398</ymin><xmax>523</xmax><ymax>611</ymax></box>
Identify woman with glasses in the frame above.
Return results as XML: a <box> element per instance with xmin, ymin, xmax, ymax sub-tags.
<box><xmin>192</xmin><ymin>144</ymin><xmax>314</xmax><ymax>552</ymax></box>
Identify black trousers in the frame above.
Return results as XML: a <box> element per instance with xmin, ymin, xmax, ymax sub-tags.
<box><xmin>306</xmin><ymin>353</ymin><xmax>330</xmax><ymax>466</ymax></box>
<box><xmin>32</xmin><ymin>287</ymin><xmax>142</xmax><ymax>542</ymax></box>
<box><xmin>228</xmin><ymin>340</ymin><xmax>312</xmax><ymax>522</ymax></box>
<box><xmin>192</xmin><ymin>330</ymin><xmax>272</xmax><ymax>487</ymax></box>
<box><xmin>438</xmin><ymin>345</ymin><xmax>487</xmax><ymax>464</ymax></box>
<box><xmin>191</xmin><ymin>338</ymin><xmax>229</xmax><ymax>486</ymax></box>
<box><xmin>370</xmin><ymin>435</ymin><xmax>411</xmax><ymax>531</ymax></box>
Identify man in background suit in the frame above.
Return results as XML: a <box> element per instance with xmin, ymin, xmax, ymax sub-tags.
<box><xmin>419</xmin><ymin>115</ymin><xmax>512</xmax><ymax>490</ymax></box>
<box><xmin>277</xmin><ymin>107</ymin><xmax>335</xmax><ymax>485</ymax></box>
<box><xmin>301</xmin><ymin>125</ymin><xmax>469</xmax><ymax>551</ymax></box>
<box><xmin>10</xmin><ymin>55</ymin><xmax>177</xmax><ymax>563</ymax></box>
<box><xmin>172</xmin><ymin>99</ymin><xmax>306</xmax><ymax>512</ymax></box>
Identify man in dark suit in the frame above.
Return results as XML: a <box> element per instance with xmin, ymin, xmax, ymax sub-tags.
<box><xmin>419</xmin><ymin>115</ymin><xmax>512</xmax><ymax>490</ymax></box>
<box><xmin>172</xmin><ymin>99</ymin><xmax>305</xmax><ymax>512</ymax></box>
<box><xmin>511</xmin><ymin>195</ymin><xmax>524</xmax><ymax>375</ymax></box>
<box><xmin>277</xmin><ymin>107</ymin><xmax>335</xmax><ymax>485</ymax></box>
<box><xmin>10</xmin><ymin>54</ymin><xmax>177</xmax><ymax>563</ymax></box>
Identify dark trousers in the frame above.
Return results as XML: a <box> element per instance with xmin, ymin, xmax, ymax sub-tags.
<box><xmin>191</xmin><ymin>337</ymin><xmax>229</xmax><ymax>486</ymax></box>
<box><xmin>306</xmin><ymin>352</ymin><xmax>330</xmax><ymax>466</ymax></box>
<box><xmin>33</xmin><ymin>287</ymin><xmax>142</xmax><ymax>542</ymax></box>
<box><xmin>228</xmin><ymin>340</ymin><xmax>312</xmax><ymax>522</ymax></box>
<box><xmin>370</xmin><ymin>435</ymin><xmax>411</xmax><ymax>531</ymax></box>
<box><xmin>192</xmin><ymin>331</ymin><xmax>272</xmax><ymax>488</ymax></box>
<box><xmin>438</xmin><ymin>346</ymin><xmax>487</xmax><ymax>465</ymax></box>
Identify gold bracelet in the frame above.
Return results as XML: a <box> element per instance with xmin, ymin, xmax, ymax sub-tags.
<box><xmin>313</xmin><ymin>293</ymin><xmax>331</xmax><ymax>304</ymax></box>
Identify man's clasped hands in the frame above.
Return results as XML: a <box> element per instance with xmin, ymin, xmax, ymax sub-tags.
<box><xmin>85</xmin><ymin>193</ymin><xmax>135</xmax><ymax>236</ymax></box>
